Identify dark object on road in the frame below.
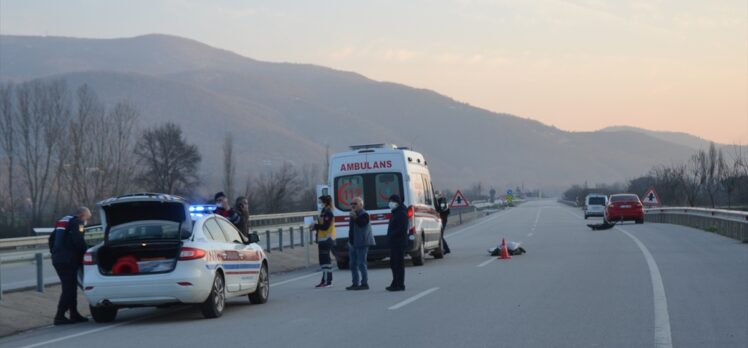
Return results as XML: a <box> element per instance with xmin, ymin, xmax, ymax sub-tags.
<box><xmin>488</xmin><ymin>241</ymin><xmax>526</xmax><ymax>256</ymax></box>
<box><xmin>587</xmin><ymin>220</ymin><xmax>616</xmax><ymax>230</ymax></box>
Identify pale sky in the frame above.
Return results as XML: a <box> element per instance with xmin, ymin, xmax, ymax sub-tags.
<box><xmin>2</xmin><ymin>0</ymin><xmax>746</xmax><ymax>144</ymax></box>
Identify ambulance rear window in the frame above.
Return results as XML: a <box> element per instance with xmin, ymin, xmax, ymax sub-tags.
<box><xmin>335</xmin><ymin>173</ymin><xmax>403</xmax><ymax>211</ymax></box>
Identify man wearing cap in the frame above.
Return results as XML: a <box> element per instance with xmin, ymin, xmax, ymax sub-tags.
<box><xmin>214</xmin><ymin>192</ymin><xmax>241</xmax><ymax>227</ymax></box>
<box><xmin>386</xmin><ymin>194</ymin><xmax>408</xmax><ymax>291</ymax></box>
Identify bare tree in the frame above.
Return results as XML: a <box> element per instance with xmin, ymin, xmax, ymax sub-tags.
<box><xmin>106</xmin><ymin>101</ymin><xmax>139</xmax><ymax>194</ymax></box>
<box><xmin>134</xmin><ymin>122</ymin><xmax>201</xmax><ymax>195</ymax></box>
<box><xmin>15</xmin><ymin>80</ymin><xmax>71</xmax><ymax>225</ymax></box>
<box><xmin>223</xmin><ymin>132</ymin><xmax>236</xmax><ymax>201</ymax></box>
<box><xmin>253</xmin><ymin>162</ymin><xmax>300</xmax><ymax>213</ymax></box>
<box><xmin>299</xmin><ymin>162</ymin><xmax>321</xmax><ymax>210</ymax></box>
<box><xmin>680</xmin><ymin>156</ymin><xmax>702</xmax><ymax>207</ymax></box>
<box><xmin>0</xmin><ymin>83</ymin><xmax>16</xmax><ymax>226</ymax></box>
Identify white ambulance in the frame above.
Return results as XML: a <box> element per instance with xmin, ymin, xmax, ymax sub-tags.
<box><xmin>321</xmin><ymin>144</ymin><xmax>445</xmax><ymax>268</ymax></box>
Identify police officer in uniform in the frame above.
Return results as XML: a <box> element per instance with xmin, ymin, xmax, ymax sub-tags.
<box><xmin>51</xmin><ymin>207</ymin><xmax>92</xmax><ymax>325</ymax></box>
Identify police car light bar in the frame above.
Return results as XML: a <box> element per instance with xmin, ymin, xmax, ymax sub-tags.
<box><xmin>189</xmin><ymin>204</ymin><xmax>217</xmax><ymax>219</ymax></box>
<box><xmin>349</xmin><ymin>144</ymin><xmax>398</xmax><ymax>150</ymax></box>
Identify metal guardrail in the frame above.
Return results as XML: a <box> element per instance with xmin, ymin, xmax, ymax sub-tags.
<box><xmin>645</xmin><ymin>207</ymin><xmax>748</xmax><ymax>243</ymax></box>
<box><xmin>0</xmin><ymin>223</ymin><xmax>315</xmax><ymax>300</ymax></box>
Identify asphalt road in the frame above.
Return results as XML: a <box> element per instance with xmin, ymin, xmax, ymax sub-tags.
<box><xmin>1</xmin><ymin>200</ymin><xmax>746</xmax><ymax>348</ymax></box>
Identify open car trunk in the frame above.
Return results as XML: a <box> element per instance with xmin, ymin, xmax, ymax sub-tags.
<box><xmin>97</xmin><ymin>241</ymin><xmax>182</xmax><ymax>276</ymax></box>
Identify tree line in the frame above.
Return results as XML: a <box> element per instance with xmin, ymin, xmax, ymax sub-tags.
<box><xmin>563</xmin><ymin>143</ymin><xmax>748</xmax><ymax>209</ymax></box>
<box><xmin>0</xmin><ymin>79</ymin><xmax>323</xmax><ymax>237</ymax></box>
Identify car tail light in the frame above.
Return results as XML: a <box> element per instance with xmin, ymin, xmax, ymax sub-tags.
<box><xmin>83</xmin><ymin>252</ymin><xmax>95</xmax><ymax>265</ymax></box>
<box><xmin>407</xmin><ymin>206</ymin><xmax>416</xmax><ymax>234</ymax></box>
<box><xmin>179</xmin><ymin>247</ymin><xmax>206</xmax><ymax>260</ymax></box>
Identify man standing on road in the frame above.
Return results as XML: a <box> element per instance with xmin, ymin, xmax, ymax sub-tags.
<box><xmin>50</xmin><ymin>207</ymin><xmax>92</xmax><ymax>325</ymax></box>
<box><xmin>386</xmin><ymin>195</ymin><xmax>407</xmax><ymax>291</ymax></box>
<box><xmin>234</xmin><ymin>196</ymin><xmax>251</xmax><ymax>240</ymax></box>
<box><xmin>347</xmin><ymin>197</ymin><xmax>374</xmax><ymax>291</ymax></box>
<box><xmin>437</xmin><ymin>196</ymin><xmax>451</xmax><ymax>254</ymax></box>
<box><xmin>214</xmin><ymin>192</ymin><xmax>241</xmax><ymax>227</ymax></box>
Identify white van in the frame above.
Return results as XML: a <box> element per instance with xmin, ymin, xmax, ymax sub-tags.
<box><xmin>584</xmin><ymin>194</ymin><xmax>608</xmax><ymax>219</ymax></box>
<box><xmin>320</xmin><ymin>144</ymin><xmax>444</xmax><ymax>268</ymax></box>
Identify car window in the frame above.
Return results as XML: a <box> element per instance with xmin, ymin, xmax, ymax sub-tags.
<box><xmin>411</xmin><ymin>175</ymin><xmax>426</xmax><ymax>205</ymax></box>
<box><xmin>203</xmin><ymin>218</ymin><xmax>227</xmax><ymax>242</ymax></box>
<box><xmin>588</xmin><ymin>197</ymin><xmax>606</xmax><ymax>205</ymax></box>
<box><xmin>421</xmin><ymin>175</ymin><xmax>433</xmax><ymax>206</ymax></box>
<box><xmin>215</xmin><ymin>219</ymin><xmax>243</xmax><ymax>244</ymax></box>
<box><xmin>611</xmin><ymin>195</ymin><xmax>640</xmax><ymax>203</ymax></box>
<box><xmin>334</xmin><ymin>173</ymin><xmax>404</xmax><ymax>211</ymax></box>
<box><xmin>107</xmin><ymin>220</ymin><xmax>180</xmax><ymax>243</ymax></box>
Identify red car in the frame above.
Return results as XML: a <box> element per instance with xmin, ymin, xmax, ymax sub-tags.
<box><xmin>605</xmin><ymin>194</ymin><xmax>644</xmax><ymax>224</ymax></box>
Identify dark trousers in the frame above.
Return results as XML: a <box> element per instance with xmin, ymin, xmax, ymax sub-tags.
<box><xmin>389</xmin><ymin>247</ymin><xmax>405</xmax><ymax>288</ymax></box>
<box><xmin>441</xmin><ymin>224</ymin><xmax>451</xmax><ymax>252</ymax></box>
<box><xmin>318</xmin><ymin>241</ymin><xmax>333</xmax><ymax>284</ymax></box>
<box><xmin>53</xmin><ymin>264</ymin><xmax>79</xmax><ymax>316</ymax></box>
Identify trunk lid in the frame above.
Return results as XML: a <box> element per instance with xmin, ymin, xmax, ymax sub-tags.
<box><xmin>98</xmin><ymin>193</ymin><xmax>192</xmax><ymax>244</ymax></box>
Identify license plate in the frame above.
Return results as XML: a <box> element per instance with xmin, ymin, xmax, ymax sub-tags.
<box><xmin>621</xmin><ymin>205</ymin><xmax>631</xmax><ymax>208</ymax></box>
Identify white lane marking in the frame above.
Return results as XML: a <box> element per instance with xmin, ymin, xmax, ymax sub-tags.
<box><xmin>617</xmin><ymin>226</ymin><xmax>673</xmax><ymax>348</ymax></box>
<box><xmin>532</xmin><ymin>208</ymin><xmax>542</xmax><ymax>227</ymax></box>
<box><xmin>16</xmin><ymin>308</ymin><xmax>184</xmax><ymax>348</ymax></box>
<box><xmin>270</xmin><ymin>272</ymin><xmax>321</xmax><ymax>287</ymax></box>
<box><xmin>476</xmin><ymin>258</ymin><xmax>496</xmax><ymax>267</ymax></box>
<box><xmin>444</xmin><ymin>210</ymin><xmax>510</xmax><ymax>240</ymax></box>
<box><xmin>388</xmin><ymin>287</ymin><xmax>440</xmax><ymax>310</ymax></box>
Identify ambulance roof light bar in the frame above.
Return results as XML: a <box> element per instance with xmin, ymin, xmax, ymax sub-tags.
<box><xmin>349</xmin><ymin>143</ymin><xmax>399</xmax><ymax>151</ymax></box>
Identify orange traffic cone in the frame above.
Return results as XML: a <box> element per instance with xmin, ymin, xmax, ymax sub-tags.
<box><xmin>499</xmin><ymin>238</ymin><xmax>511</xmax><ymax>260</ymax></box>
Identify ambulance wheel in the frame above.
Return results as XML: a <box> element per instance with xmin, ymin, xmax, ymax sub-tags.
<box><xmin>432</xmin><ymin>234</ymin><xmax>445</xmax><ymax>259</ymax></box>
<box><xmin>249</xmin><ymin>264</ymin><xmax>269</xmax><ymax>304</ymax></box>
<box><xmin>90</xmin><ymin>305</ymin><xmax>118</xmax><ymax>323</ymax></box>
<box><xmin>200</xmin><ymin>273</ymin><xmax>225</xmax><ymax>318</ymax></box>
<box><xmin>337</xmin><ymin>257</ymin><xmax>349</xmax><ymax>270</ymax></box>
<box><xmin>411</xmin><ymin>240</ymin><xmax>425</xmax><ymax>266</ymax></box>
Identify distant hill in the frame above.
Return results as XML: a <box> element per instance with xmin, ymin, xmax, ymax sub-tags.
<box><xmin>0</xmin><ymin>34</ymin><xmax>701</xmax><ymax>192</ymax></box>
<box><xmin>599</xmin><ymin>126</ymin><xmax>717</xmax><ymax>150</ymax></box>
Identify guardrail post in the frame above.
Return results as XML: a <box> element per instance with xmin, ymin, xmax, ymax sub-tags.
<box><xmin>265</xmin><ymin>230</ymin><xmax>271</xmax><ymax>252</ymax></box>
<box><xmin>278</xmin><ymin>228</ymin><xmax>283</xmax><ymax>251</ymax></box>
<box><xmin>302</xmin><ymin>226</ymin><xmax>310</xmax><ymax>268</ymax></box>
<box><xmin>36</xmin><ymin>253</ymin><xmax>44</xmax><ymax>293</ymax></box>
<box><xmin>290</xmin><ymin>227</ymin><xmax>295</xmax><ymax>249</ymax></box>
<box><xmin>459</xmin><ymin>211</ymin><xmax>463</xmax><ymax>225</ymax></box>
<box><xmin>0</xmin><ymin>258</ymin><xmax>4</xmax><ymax>301</ymax></box>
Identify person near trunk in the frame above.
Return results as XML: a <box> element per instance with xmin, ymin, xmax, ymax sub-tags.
<box><xmin>234</xmin><ymin>196</ymin><xmax>251</xmax><ymax>240</ymax></box>
<box><xmin>311</xmin><ymin>195</ymin><xmax>335</xmax><ymax>288</ymax></box>
<box><xmin>386</xmin><ymin>194</ymin><xmax>408</xmax><ymax>291</ymax></box>
<box><xmin>437</xmin><ymin>196</ymin><xmax>451</xmax><ymax>254</ymax></box>
<box><xmin>50</xmin><ymin>207</ymin><xmax>92</xmax><ymax>325</ymax></box>
<box><xmin>213</xmin><ymin>192</ymin><xmax>241</xmax><ymax>226</ymax></box>
<box><xmin>346</xmin><ymin>197</ymin><xmax>375</xmax><ymax>291</ymax></box>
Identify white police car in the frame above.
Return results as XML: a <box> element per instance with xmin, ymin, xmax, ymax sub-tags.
<box><xmin>83</xmin><ymin>193</ymin><xmax>269</xmax><ymax>322</ymax></box>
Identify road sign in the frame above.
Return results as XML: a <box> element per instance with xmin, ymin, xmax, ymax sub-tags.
<box><xmin>449</xmin><ymin>190</ymin><xmax>471</xmax><ymax>208</ymax></box>
<box><xmin>642</xmin><ymin>187</ymin><xmax>661</xmax><ymax>206</ymax></box>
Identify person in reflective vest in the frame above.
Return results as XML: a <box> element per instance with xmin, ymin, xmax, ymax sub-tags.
<box><xmin>311</xmin><ymin>195</ymin><xmax>335</xmax><ymax>288</ymax></box>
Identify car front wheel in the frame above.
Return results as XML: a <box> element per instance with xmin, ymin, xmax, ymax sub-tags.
<box><xmin>200</xmin><ymin>273</ymin><xmax>225</xmax><ymax>318</ymax></box>
<box><xmin>249</xmin><ymin>264</ymin><xmax>269</xmax><ymax>304</ymax></box>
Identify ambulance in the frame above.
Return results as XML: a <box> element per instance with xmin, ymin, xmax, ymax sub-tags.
<box><xmin>320</xmin><ymin>144</ymin><xmax>445</xmax><ymax>268</ymax></box>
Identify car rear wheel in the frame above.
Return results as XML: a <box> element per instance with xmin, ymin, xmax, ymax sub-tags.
<box><xmin>90</xmin><ymin>305</ymin><xmax>118</xmax><ymax>323</ymax></box>
<box><xmin>411</xmin><ymin>238</ymin><xmax>425</xmax><ymax>266</ymax></box>
<box><xmin>200</xmin><ymin>273</ymin><xmax>225</xmax><ymax>318</ymax></box>
<box><xmin>249</xmin><ymin>264</ymin><xmax>269</xmax><ymax>304</ymax></box>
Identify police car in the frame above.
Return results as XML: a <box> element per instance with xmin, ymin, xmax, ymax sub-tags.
<box><xmin>82</xmin><ymin>193</ymin><xmax>269</xmax><ymax>322</ymax></box>
<box><xmin>321</xmin><ymin>144</ymin><xmax>444</xmax><ymax>268</ymax></box>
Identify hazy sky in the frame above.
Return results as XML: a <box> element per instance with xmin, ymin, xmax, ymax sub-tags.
<box><xmin>2</xmin><ymin>0</ymin><xmax>746</xmax><ymax>144</ymax></box>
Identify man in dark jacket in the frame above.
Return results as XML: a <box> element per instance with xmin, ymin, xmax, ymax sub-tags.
<box><xmin>437</xmin><ymin>196</ymin><xmax>451</xmax><ymax>254</ymax></box>
<box><xmin>386</xmin><ymin>194</ymin><xmax>408</xmax><ymax>291</ymax></box>
<box><xmin>234</xmin><ymin>196</ymin><xmax>251</xmax><ymax>240</ymax></box>
<box><xmin>214</xmin><ymin>192</ymin><xmax>241</xmax><ymax>226</ymax></box>
<box><xmin>346</xmin><ymin>197</ymin><xmax>374</xmax><ymax>290</ymax></box>
<box><xmin>50</xmin><ymin>207</ymin><xmax>91</xmax><ymax>325</ymax></box>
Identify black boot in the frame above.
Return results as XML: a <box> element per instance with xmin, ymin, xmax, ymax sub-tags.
<box><xmin>70</xmin><ymin>311</ymin><xmax>89</xmax><ymax>323</ymax></box>
<box><xmin>54</xmin><ymin>310</ymin><xmax>73</xmax><ymax>325</ymax></box>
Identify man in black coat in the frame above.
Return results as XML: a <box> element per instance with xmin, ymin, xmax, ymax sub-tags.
<box><xmin>386</xmin><ymin>194</ymin><xmax>408</xmax><ymax>291</ymax></box>
<box><xmin>50</xmin><ymin>207</ymin><xmax>92</xmax><ymax>325</ymax></box>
